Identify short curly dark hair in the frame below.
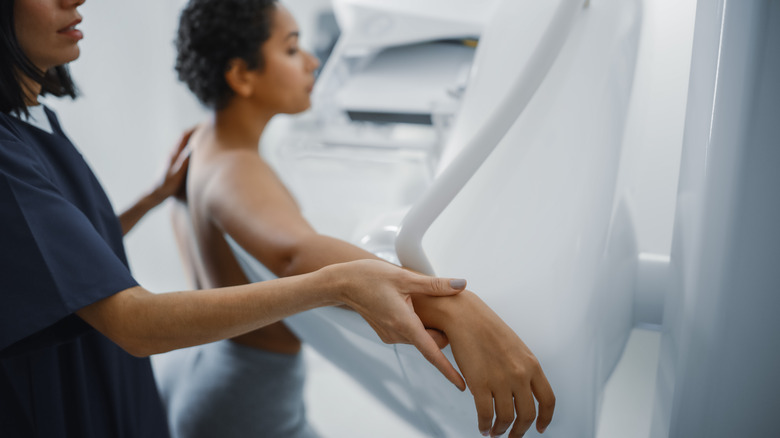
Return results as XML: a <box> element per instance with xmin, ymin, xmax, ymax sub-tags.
<box><xmin>175</xmin><ymin>0</ymin><xmax>278</xmax><ymax>110</ymax></box>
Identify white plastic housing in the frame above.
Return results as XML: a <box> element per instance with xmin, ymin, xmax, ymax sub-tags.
<box><xmin>231</xmin><ymin>0</ymin><xmax>780</xmax><ymax>437</ymax></box>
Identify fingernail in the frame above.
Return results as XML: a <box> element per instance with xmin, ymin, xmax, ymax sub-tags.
<box><xmin>450</xmin><ymin>278</ymin><xmax>467</xmax><ymax>289</ymax></box>
<box><xmin>480</xmin><ymin>431</ymin><xmax>489</xmax><ymax>437</ymax></box>
<box><xmin>540</xmin><ymin>426</ymin><xmax>548</xmax><ymax>433</ymax></box>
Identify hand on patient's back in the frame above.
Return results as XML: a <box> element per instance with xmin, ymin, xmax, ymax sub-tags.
<box><xmin>332</xmin><ymin>259</ymin><xmax>467</xmax><ymax>391</ymax></box>
<box><xmin>156</xmin><ymin>128</ymin><xmax>194</xmax><ymax>202</ymax></box>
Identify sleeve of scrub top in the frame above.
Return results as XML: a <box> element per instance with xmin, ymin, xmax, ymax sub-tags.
<box><xmin>0</xmin><ymin>139</ymin><xmax>139</xmax><ymax>354</ymax></box>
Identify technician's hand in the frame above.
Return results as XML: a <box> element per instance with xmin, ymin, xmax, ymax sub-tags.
<box><xmin>118</xmin><ymin>129</ymin><xmax>194</xmax><ymax>235</ymax></box>
<box><xmin>153</xmin><ymin>128</ymin><xmax>193</xmax><ymax>202</ymax></box>
<box><xmin>417</xmin><ymin>291</ymin><xmax>555</xmax><ymax>437</ymax></box>
<box><xmin>331</xmin><ymin>260</ymin><xmax>468</xmax><ymax>391</ymax></box>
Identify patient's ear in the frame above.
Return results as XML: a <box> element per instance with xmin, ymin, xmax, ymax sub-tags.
<box><xmin>224</xmin><ymin>58</ymin><xmax>254</xmax><ymax>98</ymax></box>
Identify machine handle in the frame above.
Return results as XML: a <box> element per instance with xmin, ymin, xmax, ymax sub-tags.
<box><xmin>395</xmin><ymin>0</ymin><xmax>585</xmax><ymax>275</ymax></box>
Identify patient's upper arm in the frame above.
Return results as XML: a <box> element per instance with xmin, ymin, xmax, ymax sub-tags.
<box><xmin>200</xmin><ymin>151</ymin><xmax>317</xmax><ymax>274</ymax></box>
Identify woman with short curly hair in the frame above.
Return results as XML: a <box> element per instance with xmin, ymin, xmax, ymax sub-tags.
<box><xmin>165</xmin><ymin>1</ymin><xmax>556</xmax><ymax>437</ymax></box>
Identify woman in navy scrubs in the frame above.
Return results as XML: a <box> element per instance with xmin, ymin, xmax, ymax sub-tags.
<box><xmin>0</xmin><ymin>1</ymin><xmax>473</xmax><ymax>436</ymax></box>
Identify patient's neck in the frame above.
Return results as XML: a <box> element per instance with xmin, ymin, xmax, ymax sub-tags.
<box><xmin>213</xmin><ymin>98</ymin><xmax>275</xmax><ymax>150</ymax></box>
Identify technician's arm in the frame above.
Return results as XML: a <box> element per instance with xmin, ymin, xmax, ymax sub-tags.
<box><xmin>118</xmin><ymin>130</ymin><xmax>192</xmax><ymax>235</ymax></box>
<box><xmin>75</xmin><ymin>259</ymin><xmax>464</xmax><ymax>363</ymax></box>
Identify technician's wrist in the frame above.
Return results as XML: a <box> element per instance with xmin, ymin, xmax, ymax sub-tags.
<box><xmin>146</xmin><ymin>185</ymin><xmax>170</xmax><ymax>206</ymax></box>
<box><xmin>315</xmin><ymin>263</ymin><xmax>352</xmax><ymax>308</ymax></box>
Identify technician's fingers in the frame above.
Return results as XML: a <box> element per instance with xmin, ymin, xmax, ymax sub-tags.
<box><xmin>401</xmin><ymin>273</ymin><xmax>464</xmax><ymax>389</ymax></box>
<box><xmin>165</xmin><ymin>129</ymin><xmax>194</xmax><ymax>201</ymax></box>
<box><xmin>409</xmin><ymin>275</ymin><xmax>467</xmax><ymax>297</ymax></box>
<box><xmin>473</xmin><ymin>390</ymin><xmax>495</xmax><ymax>437</ymax></box>
<box><xmin>508</xmin><ymin>388</ymin><xmax>536</xmax><ymax>437</ymax></box>
<box><xmin>425</xmin><ymin>328</ymin><xmax>449</xmax><ymax>349</ymax></box>
<box><xmin>532</xmin><ymin>371</ymin><xmax>556</xmax><ymax>433</ymax></box>
<box><xmin>172</xmin><ymin>129</ymin><xmax>193</xmax><ymax>160</ymax></box>
<box><xmin>408</xmin><ymin>320</ymin><xmax>465</xmax><ymax>391</ymax></box>
<box><xmin>491</xmin><ymin>390</ymin><xmax>516</xmax><ymax>437</ymax></box>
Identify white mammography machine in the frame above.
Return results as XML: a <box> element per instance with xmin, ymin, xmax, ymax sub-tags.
<box><xmin>232</xmin><ymin>0</ymin><xmax>780</xmax><ymax>436</ymax></box>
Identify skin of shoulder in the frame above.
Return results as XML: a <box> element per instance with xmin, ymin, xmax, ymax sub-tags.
<box><xmin>180</xmin><ymin>125</ymin><xmax>307</xmax><ymax>353</ymax></box>
<box><xmin>187</xmin><ymin>124</ymin><xmax>314</xmax><ymax>279</ymax></box>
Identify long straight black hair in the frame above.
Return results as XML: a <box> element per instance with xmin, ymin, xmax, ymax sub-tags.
<box><xmin>0</xmin><ymin>0</ymin><xmax>78</xmax><ymax>116</ymax></box>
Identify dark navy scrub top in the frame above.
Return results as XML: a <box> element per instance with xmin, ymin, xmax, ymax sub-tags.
<box><xmin>0</xmin><ymin>107</ymin><xmax>170</xmax><ymax>437</ymax></box>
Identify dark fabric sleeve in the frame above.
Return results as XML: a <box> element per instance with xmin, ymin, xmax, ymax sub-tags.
<box><xmin>0</xmin><ymin>139</ymin><xmax>138</xmax><ymax>353</ymax></box>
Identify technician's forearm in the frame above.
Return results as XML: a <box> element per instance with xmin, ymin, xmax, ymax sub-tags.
<box><xmin>118</xmin><ymin>190</ymin><xmax>167</xmax><ymax>235</ymax></box>
<box><xmin>76</xmin><ymin>268</ymin><xmax>341</xmax><ymax>357</ymax></box>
